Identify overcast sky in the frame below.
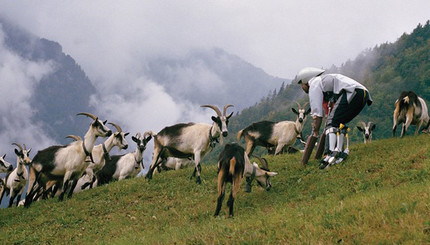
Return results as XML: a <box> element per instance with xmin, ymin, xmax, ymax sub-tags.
<box><xmin>0</xmin><ymin>1</ymin><xmax>429</xmax><ymax>166</ymax></box>
<box><xmin>1</xmin><ymin>1</ymin><xmax>429</xmax><ymax>80</ymax></box>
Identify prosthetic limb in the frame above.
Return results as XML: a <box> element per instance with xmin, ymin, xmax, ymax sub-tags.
<box><xmin>319</xmin><ymin>126</ymin><xmax>338</xmax><ymax>169</ymax></box>
<box><xmin>335</xmin><ymin>125</ymin><xmax>350</xmax><ymax>164</ymax></box>
<box><xmin>321</xmin><ymin>124</ymin><xmax>349</xmax><ymax>169</ymax></box>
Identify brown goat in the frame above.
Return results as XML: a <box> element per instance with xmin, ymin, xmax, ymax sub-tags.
<box><xmin>214</xmin><ymin>143</ymin><xmax>277</xmax><ymax>217</ymax></box>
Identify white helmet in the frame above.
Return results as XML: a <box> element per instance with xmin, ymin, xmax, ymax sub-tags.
<box><xmin>293</xmin><ymin>67</ymin><xmax>325</xmax><ymax>84</ymax></box>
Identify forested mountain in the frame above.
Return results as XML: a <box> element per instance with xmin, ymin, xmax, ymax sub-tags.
<box><xmin>229</xmin><ymin>20</ymin><xmax>430</xmax><ymax>146</ymax></box>
<box><xmin>0</xmin><ymin>19</ymin><xmax>96</xmax><ymax>144</ymax></box>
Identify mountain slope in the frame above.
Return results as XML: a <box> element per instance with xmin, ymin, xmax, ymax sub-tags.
<box><xmin>230</xmin><ymin>21</ymin><xmax>430</xmax><ymax>143</ymax></box>
<box><xmin>1</xmin><ymin>135</ymin><xmax>429</xmax><ymax>244</ymax></box>
<box><xmin>0</xmin><ymin>19</ymin><xmax>96</xmax><ymax>144</ymax></box>
<box><xmin>144</xmin><ymin>48</ymin><xmax>286</xmax><ymax>111</ymax></box>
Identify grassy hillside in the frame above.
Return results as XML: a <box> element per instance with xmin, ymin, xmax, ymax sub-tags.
<box><xmin>1</xmin><ymin>135</ymin><xmax>430</xmax><ymax>244</ymax></box>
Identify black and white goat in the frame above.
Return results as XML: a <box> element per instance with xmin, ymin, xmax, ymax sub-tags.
<box><xmin>146</xmin><ymin>104</ymin><xmax>234</xmax><ymax>184</ymax></box>
<box><xmin>214</xmin><ymin>143</ymin><xmax>278</xmax><ymax>217</ymax></box>
<box><xmin>0</xmin><ymin>143</ymin><xmax>31</xmax><ymax>207</ymax></box>
<box><xmin>237</xmin><ymin>102</ymin><xmax>310</xmax><ymax>156</ymax></box>
<box><xmin>97</xmin><ymin>132</ymin><xmax>152</xmax><ymax>185</ymax></box>
<box><xmin>0</xmin><ymin>154</ymin><xmax>13</xmax><ymax>174</ymax></box>
<box><xmin>392</xmin><ymin>91</ymin><xmax>429</xmax><ymax>137</ymax></box>
<box><xmin>356</xmin><ymin>121</ymin><xmax>376</xmax><ymax>144</ymax></box>
<box><xmin>25</xmin><ymin>112</ymin><xmax>112</xmax><ymax>207</ymax></box>
<box><xmin>76</xmin><ymin>123</ymin><xmax>129</xmax><ymax>191</ymax></box>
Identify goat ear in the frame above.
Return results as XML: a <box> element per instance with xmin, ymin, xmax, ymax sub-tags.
<box><xmin>2</xmin><ymin>154</ymin><xmax>5</xmax><ymax>159</ymax></box>
<box><xmin>291</xmin><ymin>108</ymin><xmax>299</xmax><ymax>114</ymax></box>
<box><xmin>132</xmin><ymin>136</ymin><xmax>138</xmax><ymax>142</ymax></box>
<box><xmin>356</xmin><ymin>126</ymin><xmax>364</xmax><ymax>132</ymax></box>
<box><xmin>211</xmin><ymin>116</ymin><xmax>218</xmax><ymax>122</ymax></box>
<box><xmin>145</xmin><ymin>135</ymin><xmax>152</xmax><ymax>142</ymax></box>
<box><xmin>266</xmin><ymin>171</ymin><xmax>278</xmax><ymax>177</ymax></box>
<box><xmin>305</xmin><ymin>108</ymin><xmax>311</xmax><ymax>115</ymax></box>
<box><xmin>124</xmin><ymin>132</ymin><xmax>130</xmax><ymax>137</ymax></box>
<box><xmin>14</xmin><ymin>149</ymin><xmax>20</xmax><ymax>155</ymax></box>
<box><xmin>371</xmin><ymin>124</ymin><xmax>376</xmax><ymax>130</ymax></box>
<box><xmin>226</xmin><ymin>112</ymin><xmax>233</xmax><ymax>119</ymax></box>
<box><xmin>27</xmin><ymin>148</ymin><xmax>31</xmax><ymax>154</ymax></box>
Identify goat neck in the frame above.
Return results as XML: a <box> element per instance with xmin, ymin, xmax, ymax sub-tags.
<box><xmin>83</xmin><ymin>126</ymin><xmax>99</xmax><ymax>155</ymax></box>
<box><xmin>100</xmin><ymin>133</ymin><xmax>117</xmax><ymax>154</ymax></box>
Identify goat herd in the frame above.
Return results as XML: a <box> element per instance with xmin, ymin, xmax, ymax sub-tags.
<box><xmin>0</xmin><ymin>90</ymin><xmax>429</xmax><ymax>217</ymax></box>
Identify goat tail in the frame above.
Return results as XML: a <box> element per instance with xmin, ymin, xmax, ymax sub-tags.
<box><xmin>229</xmin><ymin>157</ymin><xmax>236</xmax><ymax>176</ymax></box>
<box><xmin>237</xmin><ymin>130</ymin><xmax>244</xmax><ymax>141</ymax></box>
<box><xmin>402</xmin><ymin>95</ymin><xmax>410</xmax><ymax>104</ymax></box>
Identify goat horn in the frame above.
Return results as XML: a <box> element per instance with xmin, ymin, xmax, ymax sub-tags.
<box><xmin>108</xmin><ymin>122</ymin><xmax>122</xmax><ymax>132</ymax></box>
<box><xmin>12</xmin><ymin>143</ymin><xmax>23</xmax><ymax>152</ymax></box>
<box><xmin>201</xmin><ymin>105</ymin><xmax>222</xmax><ymax>117</ymax></box>
<box><xmin>76</xmin><ymin>112</ymin><xmax>98</xmax><ymax>120</ymax></box>
<box><xmin>223</xmin><ymin>104</ymin><xmax>234</xmax><ymax>116</ymax></box>
<box><xmin>252</xmin><ymin>155</ymin><xmax>269</xmax><ymax>170</ymax></box>
<box><xmin>360</xmin><ymin>121</ymin><xmax>366</xmax><ymax>128</ymax></box>
<box><xmin>143</xmin><ymin>131</ymin><xmax>152</xmax><ymax>139</ymax></box>
<box><xmin>135</xmin><ymin>132</ymin><xmax>142</xmax><ymax>138</ymax></box>
<box><xmin>65</xmin><ymin>135</ymin><xmax>82</xmax><ymax>141</ymax></box>
<box><xmin>303</xmin><ymin>102</ymin><xmax>309</xmax><ymax>109</ymax></box>
<box><xmin>295</xmin><ymin>101</ymin><xmax>301</xmax><ymax>110</ymax></box>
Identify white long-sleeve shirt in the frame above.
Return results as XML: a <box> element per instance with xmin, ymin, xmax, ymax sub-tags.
<box><xmin>308</xmin><ymin>74</ymin><xmax>371</xmax><ymax>117</ymax></box>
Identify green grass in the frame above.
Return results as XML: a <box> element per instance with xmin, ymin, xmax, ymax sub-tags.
<box><xmin>1</xmin><ymin>135</ymin><xmax>430</xmax><ymax>244</ymax></box>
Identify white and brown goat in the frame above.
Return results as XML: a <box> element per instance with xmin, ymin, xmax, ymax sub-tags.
<box><xmin>24</xmin><ymin>112</ymin><xmax>112</xmax><ymax>207</ymax></box>
<box><xmin>146</xmin><ymin>104</ymin><xmax>234</xmax><ymax>184</ymax></box>
<box><xmin>214</xmin><ymin>143</ymin><xmax>278</xmax><ymax>217</ymax></box>
<box><xmin>392</xmin><ymin>91</ymin><xmax>429</xmax><ymax>137</ymax></box>
<box><xmin>0</xmin><ymin>143</ymin><xmax>32</xmax><ymax>207</ymax></box>
<box><xmin>356</xmin><ymin>121</ymin><xmax>376</xmax><ymax>144</ymax></box>
<box><xmin>97</xmin><ymin>132</ymin><xmax>152</xmax><ymax>185</ymax></box>
<box><xmin>237</xmin><ymin>102</ymin><xmax>310</xmax><ymax>156</ymax></box>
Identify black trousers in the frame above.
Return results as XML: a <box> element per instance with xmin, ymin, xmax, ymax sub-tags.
<box><xmin>326</xmin><ymin>89</ymin><xmax>368</xmax><ymax>128</ymax></box>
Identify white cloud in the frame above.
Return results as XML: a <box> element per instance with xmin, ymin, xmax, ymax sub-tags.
<box><xmin>0</xmin><ymin>26</ymin><xmax>56</xmax><ymax>160</ymax></box>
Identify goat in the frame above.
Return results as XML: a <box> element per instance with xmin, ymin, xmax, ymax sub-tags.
<box><xmin>0</xmin><ymin>143</ymin><xmax>31</xmax><ymax>207</ymax></box>
<box><xmin>76</xmin><ymin>122</ymin><xmax>129</xmax><ymax>191</ymax></box>
<box><xmin>96</xmin><ymin>132</ymin><xmax>152</xmax><ymax>185</ymax></box>
<box><xmin>155</xmin><ymin>157</ymin><xmax>194</xmax><ymax>172</ymax></box>
<box><xmin>0</xmin><ymin>154</ymin><xmax>13</xmax><ymax>174</ymax></box>
<box><xmin>24</xmin><ymin>112</ymin><xmax>112</xmax><ymax>207</ymax></box>
<box><xmin>356</xmin><ymin>121</ymin><xmax>376</xmax><ymax>144</ymax></box>
<box><xmin>214</xmin><ymin>143</ymin><xmax>278</xmax><ymax>217</ymax></box>
<box><xmin>392</xmin><ymin>91</ymin><xmax>429</xmax><ymax>137</ymax></box>
<box><xmin>146</xmin><ymin>104</ymin><xmax>234</xmax><ymax>184</ymax></box>
<box><xmin>237</xmin><ymin>102</ymin><xmax>310</xmax><ymax>156</ymax></box>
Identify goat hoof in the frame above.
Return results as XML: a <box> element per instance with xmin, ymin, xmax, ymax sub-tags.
<box><xmin>196</xmin><ymin>177</ymin><xmax>202</xmax><ymax>184</ymax></box>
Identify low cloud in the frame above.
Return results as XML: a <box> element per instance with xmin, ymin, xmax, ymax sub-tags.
<box><xmin>0</xmin><ymin>26</ymin><xmax>56</xmax><ymax>161</ymax></box>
